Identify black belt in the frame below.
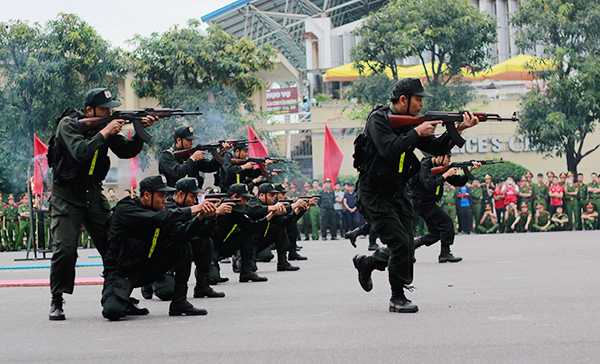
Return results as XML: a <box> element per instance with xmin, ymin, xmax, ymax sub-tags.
<box><xmin>6</xmin><ymin>219</ymin><xmax>17</xmax><ymax>222</ymax></box>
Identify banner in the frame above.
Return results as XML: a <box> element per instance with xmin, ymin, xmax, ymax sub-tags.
<box><xmin>32</xmin><ymin>134</ymin><xmax>49</xmax><ymax>196</ymax></box>
<box><xmin>266</xmin><ymin>88</ymin><xmax>298</xmax><ymax>114</ymax></box>
<box><xmin>323</xmin><ymin>124</ymin><xmax>343</xmax><ymax>184</ymax></box>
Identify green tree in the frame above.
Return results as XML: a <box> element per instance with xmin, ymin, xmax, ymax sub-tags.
<box><xmin>0</xmin><ymin>14</ymin><xmax>124</xmax><ymax>193</ymax></box>
<box><xmin>350</xmin><ymin>10</ymin><xmax>410</xmax><ymax>79</ymax></box>
<box><xmin>128</xmin><ymin>21</ymin><xmax>277</xmax><ymax>157</ymax></box>
<box><xmin>349</xmin><ymin>0</ymin><xmax>496</xmax><ymax>111</ymax></box>
<box><xmin>471</xmin><ymin>160</ymin><xmax>530</xmax><ymax>184</ymax></box>
<box><xmin>344</xmin><ymin>73</ymin><xmax>396</xmax><ymax>105</ymax></box>
<box><xmin>511</xmin><ymin>0</ymin><xmax>600</xmax><ymax>173</ymax></box>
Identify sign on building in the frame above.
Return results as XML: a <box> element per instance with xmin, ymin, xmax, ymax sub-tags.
<box><xmin>451</xmin><ymin>136</ymin><xmax>536</xmax><ymax>154</ymax></box>
<box><xmin>266</xmin><ymin>88</ymin><xmax>298</xmax><ymax>114</ymax></box>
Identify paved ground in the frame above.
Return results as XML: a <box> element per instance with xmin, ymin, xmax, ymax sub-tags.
<box><xmin>0</xmin><ymin>230</ymin><xmax>599</xmax><ymax>363</ymax></box>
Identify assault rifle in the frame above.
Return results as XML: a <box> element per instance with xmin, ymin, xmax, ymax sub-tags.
<box><xmin>222</xmin><ymin>198</ymin><xmax>242</xmax><ymax>204</ymax></box>
<box><xmin>389</xmin><ymin>112</ymin><xmax>519</xmax><ymax>147</ymax></box>
<box><xmin>231</xmin><ymin>157</ymin><xmax>292</xmax><ymax>183</ymax></box>
<box><xmin>172</xmin><ymin>140</ymin><xmax>258</xmax><ymax>164</ymax></box>
<box><xmin>78</xmin><ymin>108</ymin><xmax>203</xmax><ymax>143</ymax></box>
<box><xmin>204</xmin><ymin>193</ymin><xmax>228</xmax><ymax>200</ymax></box>
<box><xmin>431</xmin><ymin>159</ymin><xmax>504</xmax><ymax>180</ymax></box>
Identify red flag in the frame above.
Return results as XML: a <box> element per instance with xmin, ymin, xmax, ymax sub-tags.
<box><xmin>323</xmin><ymin>124</ymin><xmax>343</xmax><ymax>184</ymax></box>
<box><xmin>33</xmin><ymin>134</ymin><xmax>49</xmax><ymax>196</ymax></box>
<box><xmin>247</xmin><ymin>125</ymin><xmax>269</xmax><ymax>158</ymax></box>
<box><xmin>128</xmin><ymin>130</ymin><xmax>141</xmax><ymax>190</ymax></box>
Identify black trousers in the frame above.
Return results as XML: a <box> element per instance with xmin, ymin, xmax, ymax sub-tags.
<box><xmin>215</xmin><ymin>230</ymin><xmax>254</xmax><ymax>273</ymax></box>
<box><xmin>457</xmin><ymin>206</ymin><xmax>473</xmax><ymax>233</ymax></box>
<box><xmin>255</xmin><ymin>224</ymin><xmax>290</xmax><ymax>266</ymax></box>
<box><xmin>321</xmin><ymin>208</ymin><xmax>337</xmax><ymax>238</ymax></box>
<box><xmin>102</xmin><ymin>242</ymin><xmax>192</xmax><ymax>317</ymax></box>
<box><xmin>413</xmin><ymin>200</ymin><xmax>455</xmax><ymax>254</ymax></box>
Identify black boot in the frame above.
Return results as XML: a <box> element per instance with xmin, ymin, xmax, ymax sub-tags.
<box><xmin>49</xmin><ymin>293</ymin><xmax>65</xmax><ymax>321</ymax></box>
<box><xmin>439</xmin><ymin>252</ymin><xmax>462</xmax><ymax>263</ymax></box>
<box><xmin>194</xmin><ymin>275</ymin><xmax>225</xmax><ymax>298</ymax></box>
<box><xmin>389</xmin><ymin>286</ymin><xmax>418</xmax><ymax>313</ymax></box>
<box><xmin>141</xmin><ymin>284</ymin><xmax>153</xmax><ymax>299</ymax></box>
<box><xmin>345</xmin><ymin>227</ymin><xmax>361</xmax><ymax>248</ymax></box>
<box><xmin>288</xmin><ymin>252</ymin><xmax>308</xmax><ymax>261</ymax></box>
<box><xmin>239</xmin><ymin>258</ymin><xmax>267</xmax><ymax>282</ymax></box>
<box><xmin>124</xmin><ymin>297</ymin><xmax>149</xmax><ymax>315</ymax></box>
<box><xmin>169</xmin><ymin>300</ymin><xmax>208</xmax><ymax>316</ymax></box>
<box><xmin>169</xmin><ymin>283</ymin><xmax>207</xmax><ymax>316</ymax></box>
<box><xmin>277</xmin><ymin>260</ymin><xmax>300</xmax><ymax>271</ymax></box>
<box><xmin>352</xmin><ymin>254</ymin><xmax>378</xmax><ymax>292</ymax></box>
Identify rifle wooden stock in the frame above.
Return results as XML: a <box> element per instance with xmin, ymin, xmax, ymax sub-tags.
<box><xmin>388</xmin><ymin>111</ymin><xmax>519</xmax><ymax>147</ymax></box>
<box><xmin>77</xmin><ymin>107</ymin><xmax>203</xmax><ymax>143</ymax></box>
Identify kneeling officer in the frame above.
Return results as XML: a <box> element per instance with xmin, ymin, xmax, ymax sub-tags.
<box><xmin>101</xmin><ymin>175</ymin><xmax>215</xmax><ymax>320</ymax></box>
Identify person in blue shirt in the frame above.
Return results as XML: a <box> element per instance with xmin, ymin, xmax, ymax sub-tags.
<box><xmin>455</xmin><ymin>184</ymin><xmax>473</xmax><ymax>234</ymax></box>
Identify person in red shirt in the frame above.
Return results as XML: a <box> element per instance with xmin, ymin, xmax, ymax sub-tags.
<box><xmin>502</xmin><ymin>176</ymin><xmax>519</xmax><ymax>206</ymax></box>
<box><xmin>548</xmin><ymin>176</ymin><xmax>564</xmax><ymax>216</ymax></box>
<box><xmin>493</xmin><ymin>180</ymin><xmax>506</xmax><ymax>232</ymax></box>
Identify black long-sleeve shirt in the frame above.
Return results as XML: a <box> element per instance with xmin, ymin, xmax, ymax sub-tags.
<box><xmin>218</xmin><ymin>152</ymin><xmax>263</xmax><ymax>192</ymax></box>
<box><xmin>407</xmin><ymin>157</ymin><xmax>468</xmax><ymax>203</ymax></box>
<box><xmin>358</xmin><ymin>105</ymin><xmax>456</xmax><ymax>195</ymax></box>
<box><xmin>107</xmin><ymin>197</ymin><xmax>202</xmax><ymax>275</ymax></box>
<box><xmin>158</xmin><ymin>145</ymin><xmax>221</xmax><ymax>188</ymax></box>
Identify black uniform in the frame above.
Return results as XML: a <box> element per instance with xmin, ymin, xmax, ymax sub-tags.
<box><xmin>407</xmin><ymin>157</ymin><xmax>467</xmax><ymax>259</ymax></box>
<box><xmin>158</xmin><ymin>146</ymin><xmax>221</xmax><ymax>188</ymax></box>
<box><xmin>218</xmin><ymin>152</ymin><xmax>263</xmax><ymax>193</ymax></box>
<box><xmin>246</xmin><ymin>198</ymin><xmax>298</xmax><ymax>270</ymax></box>
<box><xmin>212</xmin><ymin>203</ymin><xmax>270</xmax><ymax>279</ymax></box>
<box><xmin>318</xmin><ymin>188</ymin><xmax>337</xmax><ymax>239</ymax></box>
<box><xmin>101</xmin><ymin>197</ymin><xmax>203</xmax><ymax>320</ymax></box>
<box><xmin>354</xmin><ymin>102</ymin><xmax>455</xmax><ymax>304</ymax></box>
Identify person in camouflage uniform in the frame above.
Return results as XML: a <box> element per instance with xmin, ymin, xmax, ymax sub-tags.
<box><xmin>106</xmin><ymin>188</ymin><xmax>120</xmax><ymax>210</ymax></box>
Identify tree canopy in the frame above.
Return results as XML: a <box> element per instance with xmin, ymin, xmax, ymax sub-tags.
<box><xmin>128</xmin><ymin>21</ymin><xmax>277</xmax><ymax>156</ymax></box>
<box><xmin>512</xmin><ymin>0</ymin><xmax>600</xmax><ymax>173</ymax></box>
<box><xmin>0</xmin><ymin>14</ymin><xmax>124</xmax><ymax>193</ymax></box>
<box><xmin>349</xmin><ymin>0</ymin><xmax>496</xmax><ymax>111</ymax></box>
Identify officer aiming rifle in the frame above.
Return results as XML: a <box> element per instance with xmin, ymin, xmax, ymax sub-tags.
<box><xmin>431</xmin><ymin>159</ymin><xmax>504</xmax><ymax>180</ymax></box>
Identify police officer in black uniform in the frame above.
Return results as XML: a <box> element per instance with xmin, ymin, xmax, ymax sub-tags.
<box><xmin>101</xmin><ymin>175</ymin><xmax>216</xmax><ymax>321</ymax></box>
<box><xmin>218</xmin><ymin>143</ymin><xmax>272</xmax><ymax>193</ymax></box>
<box><xmin>141</xmin><ymin>177</ymin><xmax>228</xmax><ymax>300</ymax></box>
<box><xmin>351</xmin><ymin>78</ymin><xmax>479</xmax><ymax>313</ymax></box>
<box><xmin>247</xmin><ymin>184</ymin><xmax>308</xmax><ymax>272</ymax></box>
<box><xmin>48</xmin><ymin>88</ymin><xmax>158</xmax><ymax>320</ymax></box>
<box><xmin>407</xmin><ymin>153</ymin><xmax>481</xmax><ymax>263</ymax></box>
<box><xmin>211</xmin><ymin>183</ymin><xmax>287</xmax><ymax>282</ymax></box>
<box><xmin>158</xmin><ymin>126</ymin><xmax>231</xmax><ymax>188</ymax></box>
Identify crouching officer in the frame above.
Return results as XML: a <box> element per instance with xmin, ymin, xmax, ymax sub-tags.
<box><xmin>101</xmin><ymin>175</ymin><xmax>215</xmax><ymax>321</ymax></box>
<box><xmin>212</xmin><ymin>183</ymin><xmax>284</xmax><ymax>282</ymax></box>
<box><xmin>159</xmin><ymin>126</ymin><xmax>231</xmax><ymax>189</ymax></box>
<box><xmin>141</xmin><ymin>178</ymin><xmax>227</xmax><ymax>300</ymax></box>
<box><xmin>408</xmin><ymin>153</ymin><xmax>481</xmax><ymax>263</ymax></box>
<box><xmin>247</xmin><ymin>184</ymin><xmax>308</xmax><ymax>271</ymax></box>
